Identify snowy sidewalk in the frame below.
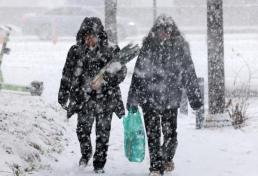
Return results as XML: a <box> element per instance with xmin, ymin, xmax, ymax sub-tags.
<box><xmin>35</xmin><ymin>111</ymin><xmax>258</xmax><ymax>176</ymax></box>
<box><xmin>0</xmin><ymin>91</ymin><xmax>257</xmax><ymax>176</ymax></box>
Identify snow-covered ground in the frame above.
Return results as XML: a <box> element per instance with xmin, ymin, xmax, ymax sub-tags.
<box><xmin>0</xmin><ymin>91</ymin><xmax>69</xmax><ymax>175</ymax></box>
<box><xmin>1</xmin><ymin>34</ymin><xmax>258</xmax><ymax>176</ymax></box>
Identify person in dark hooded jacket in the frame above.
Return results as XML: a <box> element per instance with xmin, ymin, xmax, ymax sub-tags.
<box><xmin>58</xmin><ymin>17</ymin><xmax>127</xmax><ymax>173</ymax></box>
<box><xmin>127</xmin><ymin>15</ymin><xmax>203</xmax><ymax>176</ymax></box>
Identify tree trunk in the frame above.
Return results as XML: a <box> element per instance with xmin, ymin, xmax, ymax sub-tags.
<box><xmin>105</xmin><ymin>0</ymin><xmax>118</xmax><ymax>44</ymax></box>
<box><xmin>207</xmin><ymin>0</ymin><xmax>225</xmax><ymax>114</ymax></box>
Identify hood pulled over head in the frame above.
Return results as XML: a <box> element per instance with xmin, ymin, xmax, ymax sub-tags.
<box><xmin>76</xmin><ymin>17</ymin><xmax>108</xmax><ymax>47</ymax></box>
<box><xmin>148</xmin><ymin>14</ymin><xmax>181</xmax><ymax>41</ymax></box>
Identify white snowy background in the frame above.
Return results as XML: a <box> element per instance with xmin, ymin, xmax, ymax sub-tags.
<box><xmin>0</xmin><ymin>32</ymin><xmax>257</xmax><ymax>176</ymax></box>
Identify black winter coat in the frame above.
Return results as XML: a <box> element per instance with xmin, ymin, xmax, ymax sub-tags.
<box><xmin>127</xmin><ymin>21</ymin><xmax>202</xmax><ymax>110</ymax></box>
<box><xmin>58</xmin><ymin>17</ymin><xmax>126</xmax><ymax>118</ymax></box>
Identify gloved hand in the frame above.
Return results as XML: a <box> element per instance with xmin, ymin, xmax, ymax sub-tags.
<box><xmin>128</xmin><ymin>105</ymin><xmax>138</xmax><ymax>114</ymax></box>
<box><xmin>90</xmin><ymin>75</ymin><xmax>104</xmax><ymax>91</ymax></box>
<box><xmin>191</xmin><ymin>101</ymin><xmax>203</xmax><ymax>111</ymax></box>
<box><xmin>60</xmin><ymin>104</ymin><xmax>73</xmax><ymax>119</ymax></box>
<box><xmin>67</xmin><ymin>109</ymin><xmax>74</xmax><ymax>119</ymax></box>
<box><xmin>61</xmin><ymin>104</ymin><xmax>68</xmax><ymax>111</ymax></box>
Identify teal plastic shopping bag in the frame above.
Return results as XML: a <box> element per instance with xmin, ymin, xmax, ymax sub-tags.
<box><xmin>123</xmin><ymin>109</ymin><xmax>145</xmax><ymax>162</ymax></box>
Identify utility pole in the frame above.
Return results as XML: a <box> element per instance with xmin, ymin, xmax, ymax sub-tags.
<box><xmin>207</xmin><ymin>0</ymin><xmax>225</xmax><ymax>114</ymax></box>
<box><xmin>105</xmin><ymin>0</ymin><xmax>118</xmax><ymax>44</ymax></box>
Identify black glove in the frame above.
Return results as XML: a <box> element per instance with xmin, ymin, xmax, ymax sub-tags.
<box><xmin>66</xmin><ymin>102</ymin><xmax>83</xmax><ymax>119</ymax></box>
<box><xmin>67</xmin><ymin>109</ymin><xmax>74</xmax><ymax>119</ymax></box>
<box><xmin>191</xmin><ymin>100</ymin><xmax>203</xmax><ymax>111</ymax></box>
<box><xmin>60</xmin><ymin>104</ymin><xmax>68</xmax><ymax>110</ymax></box>
<box><xmin>60</xmin><ymin>104</ymin><xmax>73</xmax><ymax>119</ymax></box>
<box><xmin>102</xmin><ymin>71</ymin><xmax>114</xmax><ymax>83</ymax></box>
<box><xmin>59</xmin><ymin>102</ymin><xmax>72</xmax><ymax>119</ymax></box>
<box><xmin>127</xmin><ymin>105</ymin><xmax>138</xmax><ymax>114</ymax></box>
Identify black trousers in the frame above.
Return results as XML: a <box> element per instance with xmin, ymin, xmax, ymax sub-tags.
<box><xmin>76</xmin><ymin>102</ymin><xmax>113</xmax><ymax>169</ymax></box>
<box><xmin>142</xmin><ymin>105</ymin><xmax>178</xmax><ymax>173</ymax></box>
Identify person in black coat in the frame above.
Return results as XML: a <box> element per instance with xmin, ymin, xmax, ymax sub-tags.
<box><xmin>127</xmin><ymin>15</ymin><xmax>203</xmax><ymax>176</ymax></box>
<box><xmin>58</xmin><ymin>17</ymin><xmax>127</xmax><ymax>173</ymax></box>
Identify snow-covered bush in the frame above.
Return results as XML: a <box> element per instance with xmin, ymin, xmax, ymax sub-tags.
<box><xmin>225</xmin><ymin>50</ymin><xmax>252</xmax><ymax>129</ymax></box>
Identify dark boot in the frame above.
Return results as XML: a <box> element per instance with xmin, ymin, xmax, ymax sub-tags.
<box><xmin>94</xmin><ymin>168</ymin><xmax>105</xmax><ymax>174</ymax></box>
<box><xmin>79</xmin><ymin>155</ymin><xmax>90</xmax><ymax>167</ymax></box>
<box><xmin>149</xmin><ymin>171</ymin><xmax>161</xmax><ymax>176</ymax></box>
<box><xmin>164</xmin><ymin>161</ymin><xmax>175</xmax><ymax>172</ymax></box>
